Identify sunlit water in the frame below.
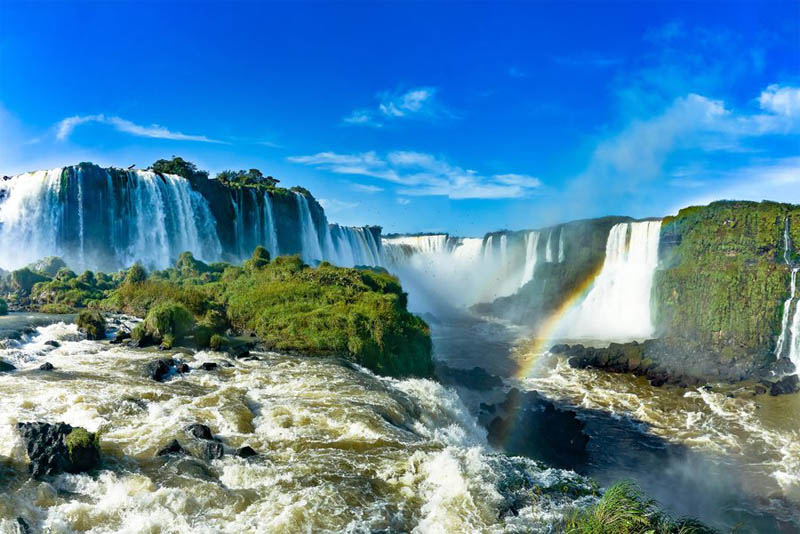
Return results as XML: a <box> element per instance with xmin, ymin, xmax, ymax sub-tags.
<box><xmin>0</xmin><ymin>315</ymin><xmax>592</xmax><ymax>534</ymax></box>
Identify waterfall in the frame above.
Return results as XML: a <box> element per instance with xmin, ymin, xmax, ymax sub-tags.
<box><xmin>774</xmin><ymin>218</ymin><xmax>800</xmax><ymax>373</ymax></box>
<box><xmin>520</xmin><ymin>231</ymin><xmax>539</xmax><ymax>286</ymax></box>
<box><xmin>294</xmin><ymin>193</ymin><xmax>325</xmax><ymax>264</ymax></box>
<box><xmin>0</xmin><ymin>165</ymin><xmax>382</xmax><ymax>273</ymax></box>
<box><xmin>0</xmin><ymin>167</ymin><xmax>222</xmax><ymax>271</ymax></box>
<box><xmin>545</xmin><ymin>230</ymin><xmax>553</xmax><ymax>263</ymax></box>
<box><xmin>558</xmin><ymin>228</ymin><xmax>565</xmax><ymax>263</ymax></box>
<box><xmin>560</xmin><ymin>220</ymin><xmax>662</xmax><ymax>341</ymax></box>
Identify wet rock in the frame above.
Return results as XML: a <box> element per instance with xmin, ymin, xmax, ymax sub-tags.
<box><xmin>753</xmin><ymin>384</ymin><xmax>768</xmax><ymax>395</ymax></box>
<box><xmin>176</xmin><ymin>362</ymin><xmax>190</xmax><ymax>374</ymax></box>
<box><xmin>772</xmin><ymin>358</ymin><xmax>796</xmax><ymax>376</ymax></box>
<box><xmin>110</xmin><ymin>329</ymin><xmax>131</xmax><ymax>344</ymax></box>
<box><xmin>38</xmin><ymin>362</ymin><xmax>54</xmax><ymax>371</ymax></box>
<box><xmin>486</xmin><ymin>388</ymin><xmax>589</xmax><ymax>469</ymax></box>
<box><xmin>236</xmin><ymin>446</ymin><xmax>258</xmax><ymax>458</ymax></box>
<box><xmin>0</xmin><ymin>360</ymin><xmax>15</xmax><ymax>372</ymax></box>
<box><xmin>435</xmin><ymin>364</ymin><xmax>504</xmax><ymax>391</ymax></box>
<box><xmin>44</xmin><ymin>340</ymin><xmax>60</xmax><ymax>348</ymax></box>
<box><xmin>156</xmin><ymin>439</ymin><xmax>187</xmax><ymax>457</ymax></box>
<box><xmin>144</xmin><ymin>358</ymin><xmax>188</xmax><ymax>382</ymax></box>
<box><xmin>226</xmin><ymin>344</ymin><xmax>251</xmax><ymax>359</ymax></box>
<box><xmin>16</xmin><ymin>422</ymin><xmax>100</xmax><ymax>478</ymax></box>
<box><xmin>76</xmin><ymin>310</ymin><xmax>106</xmax><ymax>340</ymax></box>
<box><xmin>198</xmin><ymin>362</ymin><xmax>218</xmax><ymax>371</ymax></box>
<box><xmin>186</xmin><ymin>423</ymin><xmax>214</xmax><ymax>441</ymax></box>
<box><xmin>204</xmin><ymin>440</ymin><xmax>224</xmax><ymax>461</ymax></box>
<box><xmin>769</xmin><ymin>375</ymin><xmax>800</xmax><ymax>396</ymax></box>
<box><xmin>16</xmin><ymin>517</ymin><xmax>30</xmax><ymax>534</ymax></box>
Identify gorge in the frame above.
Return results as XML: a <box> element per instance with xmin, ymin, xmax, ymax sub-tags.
<box><xmin>0</xmin><ymin>162</ymin><xmax>799</xmax><ymax>533</ymax></box>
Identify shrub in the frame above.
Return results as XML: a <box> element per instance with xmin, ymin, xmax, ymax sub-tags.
<box><xmin>144</xmin><ymin>301</ymin><xmax>195</xmax><ymax>341</ymax></box>
<box><xmin>76</xmin><ymin>310</ymin><xmax>106</xmax><ymax>340</ymax></box>
<box><xmin>10</xmin><ymin>268</ymin><xmax>49</xmax><ymax>293</ymax></box>
<box><xmin>0</xmin><ymin>298</ymin><xmax>7</xmax><ymax>316</ymax></box>
<box><xmin>125</xmin><ymin>264</ymin><xmax>146</xmax><ymax>285</ymax></box>
<box><xmin>209</xmin><ymin>334</ymin><xmax>227</xmax><ymax>350</ymax></box>
<box><xmin>565</xmin><ymin>481</ymin><xmax>715</xmax><ymax>534</ymax></box>
<box><xmin>40</xmin><ymin>303</ymin><xmax>75</xmax><ymax>314</ymax></box>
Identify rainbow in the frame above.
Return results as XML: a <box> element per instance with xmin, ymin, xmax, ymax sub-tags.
<box><xmin>512</xmin><ymin>260</ymin><xmax>606</xmax><ymax>379</ymax></box>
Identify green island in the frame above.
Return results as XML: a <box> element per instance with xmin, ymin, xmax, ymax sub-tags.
<box><xmin>0</xmin><ymin>246</ymin><xmax>433</xmax><ymax>379</ymax></box>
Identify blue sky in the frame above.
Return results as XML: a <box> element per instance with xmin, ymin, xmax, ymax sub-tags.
<box><xmin>1</xmin><ymin>2</ymin><xmax>798</xmax><ymax>235</ymax></box>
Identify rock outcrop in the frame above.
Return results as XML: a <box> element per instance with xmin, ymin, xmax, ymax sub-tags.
<box><xmin>16</xmin><ymin>422</ymin><xmax>100</xmax><ymax>478</ymax></box>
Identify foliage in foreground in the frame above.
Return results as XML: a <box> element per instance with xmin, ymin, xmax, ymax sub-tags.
<box><xmin>104</xmin><ymin>248</ymin><xmax>432</xmax><ymax>378</ymax></box>
<box><xmin>564</xmin><ymin>481</ymin><xmax>716</xmax><ymax>534</ymax></box>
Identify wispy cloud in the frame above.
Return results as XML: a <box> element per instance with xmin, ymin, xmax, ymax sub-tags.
<box><xmin>56</xmin><ymin>114</ymin><xmax>225</xmax><ymax>143</ymax></box>
<box><xmin>342</xmin><ymin>86</ymin><xmax>453</xmax><ymax>128</ymax></box>
<box><xmin>318</xmin><ymin>198</ymin><xmax>359</xmax><ymax>213</ymax></box>
<box><xmin>289</xmin><ymin>150</ymin><xmax>541</xmax><ymax>199</ymax></box>
<box><xmin>351</xmin><ymin>183</ymin><xmax>383</xmax><ymax>193</ymax></box>
<box><xmin>397</xmin><ymin>197</ymin><xmax>411</xmax><ymax>205</ymax></box>
<box><xmin>508</xmin><ymin>66</ymin><xmax>528</xmax><ymax>78</ymax></box>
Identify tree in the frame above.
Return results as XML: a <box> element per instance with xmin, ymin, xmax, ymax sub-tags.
<box><xmin>150</xmin><ymin>157</ymin><xmax>209</xmax><ymax>185</ymax></box>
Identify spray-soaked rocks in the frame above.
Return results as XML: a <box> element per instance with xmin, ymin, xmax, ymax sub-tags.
<box><xmin>484</xmin><ymin>388</ymin><xmax>589</xmax><ymax>469</ymax></box>
<box><xmin>0</xmin><ymin>359</ymin><xmax>15</xmax><ymax>372</ymax></box>
<box><xmin>435</xmin><ymin>364</ymin><xmax>504</xmax><ymax>391</ymax></box>
<box><xmin>16</xmin><ymin>422</ymin><xmax>100</xmax><ymax>478</ymax></box>
<box><xmin>144</xmin><ymin>358</ymin><xmax>190</xmax><ymax>382</ymax></box>
<box><xmin>76</xmin><ymin>310</ymin><xmax>106</xmax><ymax>340</ymax></box>
<box><xmin>552</xmin><ymin>341</ymin><xmax>706</xmax><ymax>388</ymax></box>
<box><xmin>769</xmin><ymin>374</ymin><xmax>800</xmax><ymax>396</ymax></box>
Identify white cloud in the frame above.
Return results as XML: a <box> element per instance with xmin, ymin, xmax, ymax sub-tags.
<box><xmin>758</xmin><ymin>84</ymin><xmax>800</xmax><ymax>118</ymax></box>
<box><xmin>56</xmin><ymin>114</ymin><xmax>225</xmax><ymax>143</ymax></box>
<box><xmin>318</xmin><ymin>198</ymin><xmax>359</xmax><ymax>213</ymax></box>
<box><xmin>351</xmin><ymin>183</ymin><xmax>383</xmax><ymax>193</ymax></box>
<box><xmin>343</xmin><ymin>86</ymin><xmax>452</xmax><ymax>127</ymax></box>
<box><xmin>397</xmin><ymin>197</ymin><xmax>411</xmax><ymax>205</ymax></box>
<box><xmin>289</xmin><ymin>150</ymin><xmax>541</xmax><ymax>199</ymax></box>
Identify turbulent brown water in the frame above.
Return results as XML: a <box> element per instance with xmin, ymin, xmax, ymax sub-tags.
<box><xmin>0</xmin><ymin>315</ymin><xmax>592</xmax><ymax>534</ymax></box>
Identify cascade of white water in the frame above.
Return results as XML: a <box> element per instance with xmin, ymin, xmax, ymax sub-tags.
<box><xmin>561</xmin><ymin>220</ymin><xmax>662</xmax><ymax>341</ymax></box>
<box><xmin>0</xmin><ymin>168</ymin><xmax>223</xmax><ymax>271</ymax></box>
<box><xmin>558</xmin><ymin>228</ymin><xmax>565</xmax><ymax>263</ymax></box>
<box><xmin>294</xmin><ymin>193</ymin><xmax>325</xmax><ymax>263</ymax></box>
<box><xmin>520</xmin><ymin>231</ymin><xmax>540</xmax><ymax>286</ymax></box>
<box><xmin>774</xmin><ymin>217</ymin><xmax>800</xmax><ymax>373</ymax></box>
<box><xmin>545</xmin><ymin>230</ymin><xmax>553</xmax><ymax>263</ymax></box>
<box><xmin>263</xmin><ymin>193</ymin><xmax>279</xmax><ymax>256</ymax></box>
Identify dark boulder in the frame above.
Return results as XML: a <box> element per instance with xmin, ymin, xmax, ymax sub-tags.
<box><xmin>236</xmin><ymin>446</ymin><xmax>258</xmax><ymax>458</ymax></box>
<box><xmin>204</xmin><ymin>440</ymin><xmax>224</xmax><ymax>461</ymax></box>
<box><xmin>38</xmin><ymin>362</ymin><xmax>55</xmax><ymax>371</ymax></box>
<box><xmin>16</xmin><ymin>422</ymin><xmax>100</xmax><ymax>478</ymax></box>
<box><xmin>44</xmin><ymin>340</ymin><xmax>60</xmax><ymax>348</ymax></box>
<box><xmin>772</xmin><ymin>358</ymin><xmax>796</xmax><ymax>376</ymax></box>
<box><xmin>111</xmin><ymin>329</ymin><xmax>131</xmax><ymax>345</ymax></box>
<box><xmin>186</xmin><ymin>423</ymin><xmax>214</xmax><ymax>441</ymax></box>
<box><xmin>226</xmin><ymin>344</ymin><xmax>251</xmax><ymax>359</ymax></box>
<box><xmin>0</xmin><ymin>360</ymin><xmax>15</xmax><ymax>372</ymax></box>
<box><xmin>486</xmin><ymin>388</ymin><xmax>589</xmax><ymax>469</ymax></box>
<box><xmin>144</xmin><ymin>358</ymin><xmax>188</xmax><ymax>382</ymax></box>
<box><xmin>198</xmin><ymin>362</ymin><xmax>218</xmax><ymax>371</ymax></box>
<box><xmin>769</xmin><ymin>375</ymin><xmax>800</xmax><ymax>396</ymax></box>
<box><xmin>435</xmin><ymin>365</ymin><xmax>504</xmax><ymax>391</ymax></box>
<box><xmin>76</xmin><ymin>310</ymin><xmax>106</xmax><ymax>340</ymax></box>
<box><xmin>156</xmin><ymin>439</ymin><xmax>187</xmax><ymax>457</ymax></box>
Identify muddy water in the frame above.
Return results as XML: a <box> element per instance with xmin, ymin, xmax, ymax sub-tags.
<box><xmin>516</xmin><ymin>349</ymin><xmax>800</xmax><ymax>532</ymax></box>
<box><xmin>0</xmin><ymin>317</ymin><xmax>591</xmax><ymax>534</ymax></box>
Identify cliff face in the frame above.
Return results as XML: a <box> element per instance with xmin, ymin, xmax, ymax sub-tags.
<box><xmin>651</xmin><ymin>200</ymin><xmax>800</xmax><ymax>378</ymax></box>
<box><xmin>472</xmin><ymin>216</ymin><xmax>631</xmax><ymax>326</ymax></box>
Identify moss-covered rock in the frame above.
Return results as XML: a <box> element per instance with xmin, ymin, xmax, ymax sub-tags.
<box><xmin>76</xmin><ymin>310</ymin><xmax>106</xmax><ymax>340</ymax></box>
<box><xmin>144</xmin><ymin>301</ymin><xmax>195</xmax><ymax>342</ymax></box>
<box><xmin>653</xmin><ymin>200</ymin><xmax>800</xmax><ymax>378</ymax></box>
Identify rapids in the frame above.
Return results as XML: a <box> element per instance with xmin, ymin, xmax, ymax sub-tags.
<box><xmin>0</xmin><ymin>315</ymin><xmax>591</xmax><ymax>534</ymax></box>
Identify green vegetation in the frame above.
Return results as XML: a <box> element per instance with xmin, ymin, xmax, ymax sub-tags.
<box><xmin>64</xmin><ymin>427</ymin><xmax>100</xmax><ymax>461</ymax></box>
<box><xmin>76</xmin><ymin>310</ymin><xmax>106</xmax><ymax>340</ymax></box>
<box><xmin>216</xmin><ymin>168</ymin><xmax>280</xmax><ymax>189</ymax></box>
<box><xmin>0</xmin><ymin>298</ymin><xmax>7</xmax><ymax>316</ymax></box>
<box><xmin>149</xmin><ymin>156</ymin><xmax>209</xmax><ymax>186</ymax></box>
<box><xmin>100</xmin><ymin>249</ymin><xmax>432</xmax><ymax>378</ymax></box>
<box><xmin>654</xmin><ymin>201</ymin><xmax>800</xmax><ymax>370</ymax></box>
<box><xmin>565</xmin><ymin>482</ymin><xmax>714</xmax><ymax>534</ymax></box>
